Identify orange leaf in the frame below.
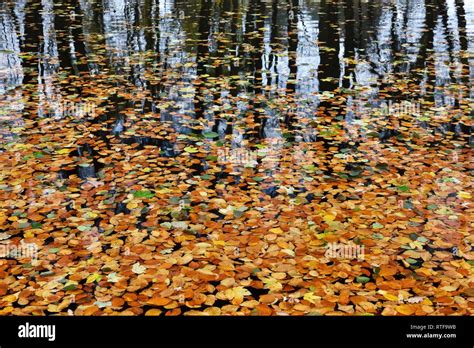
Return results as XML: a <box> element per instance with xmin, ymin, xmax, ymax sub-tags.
<box><xmin>395</xmin><ymin>304</ymin><xmax>416</xmax><ymax>315</ymax></box>
<box><xmin>145</xmin><ymin>309</ymin><xmax>163</xmax><ymax>316</ymax></box>
<box><xmin>147</xmin><ymin>297</ymin><xmax>171</xmax><ymax>306</ymax></box>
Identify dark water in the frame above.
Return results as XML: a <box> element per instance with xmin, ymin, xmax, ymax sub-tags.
<box><xmin>1</xmin><ymin>0</ymin><xmax>473</xmax><ymax>139</ymax></box>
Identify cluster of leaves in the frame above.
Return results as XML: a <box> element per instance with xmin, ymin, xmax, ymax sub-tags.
<box><xmin>0</xmin><ymin>0</ymin><xmax>472</xmax><ymax>316</ymax></box>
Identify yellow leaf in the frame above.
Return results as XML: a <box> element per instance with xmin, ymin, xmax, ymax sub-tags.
<box><xmin>13</xmin><ymin>143</ymin><xmax>32</xmax><ymax>150</ymax></box>
<box><xmin>0</xmin><ymin>213</ymin><xmax>7</xmax><ymax>225</ymax></box>
<box><xmin>383</xmin><ymin>293</ymin><xmax>399</xmax><ymax>301</ymax></box>
<box><xmin>145</xmin><ymin>309</ymin><xmax>162</xmax><ymax>316</ymax></box>
<box><xmin>84</xmin><ymin>212</ymin><xmax>98</xmax><ymax>219</ymax></box>
<box><xmin>303</xmin><ymin>292</ymin><xmax>320</xmax><ymax>304</ymax></box>
<box><xmin>441</xmin><ymin>285</ymin><xmax>458</xmax><ymax>292</ymax></box>
<box><xmin>269</xmin><ymin>227</ymin><xmax>283</xmax><ymax>234</ymax></box>
<box><xmin>262</xmin><ymin>278</ymin><xmax>283</xmax><ymax>292</ymax></box>
<box><xmin>3</xmin><ymin>294</ymin><xmax>18</xmax><ymax>303</ymax></box>
<box><xmin>86</xmin><ymin>273</ymin><xmax>101</xmax><ymax>284</ymax></box>
<box><xmin>422</xmin><ymin>297</ymin><xmax>433</xmax><ymax>305</ymax></box>
<box><xmin>416</xmin><ymin>268</ymin><xmax>434</xmax><ymax>277</ymax></box>
<box><xmin>458</xmin><ymin>191</ymin><xmax>471</xmax><ymax>199</ymax></box>
<box><xmin>56</xmin><ymin>148</ymin><xmax>71</xmax><ymax>155</ymax></box>
<box><xmin>323</xmin><ymin>214</ymin><xmax>336</xmax><ymax>222</ymax></box>
<box><xmin>126</xmin><ymin>201</ymin><xmax>138</xmax><ymax>210</ymax></box>
<box><xmin>224</xmin><ymin>286</ymin><xmax>251</xmax><ymax>304</ymax></box>
<box><xmin>177</xmin><ymin>254</ymin><xmax>193</xmax><ymax>265</ymax></box>
<box><xmin>395</xmin><ymin>304</ymin><xmax>416</xmax><ymax>315</ymax></box>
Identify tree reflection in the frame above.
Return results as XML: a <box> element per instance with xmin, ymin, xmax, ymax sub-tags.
<box><xmin>0</xmin><ymin>0</ymin><xmax>472</xmax><ymax>146</ymax></box>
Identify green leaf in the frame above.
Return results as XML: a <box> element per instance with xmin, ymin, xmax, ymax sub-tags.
<box><xmin>349</xmin><ymin>169</ymin><xmax>363</xmax><ymax>177</ymax></box>
<box><xmin>184</xmin><ymin>146</ymin><xmax>199</xmax><ymax>154</ymax></box>
<box><xmin>356</xmin><ymin>276</ymin><xmax>370</xmax><ymax>284</ymax></box>
<box><xmin>397</xmin><ymin>185</ymin><xmax>410</xmax><ymax>192</ymax></box>
<box><xmin>232</xmin><ymin>206</ymin><xmax>248</xmax><ymax>218</ymax></box>
<box><xmin>372</xmin><ymin>222</ymin><xmax>384</xmax><ymax>229</ymax></box>
<box><xmin>49</xmin><ymin>248</ymin><xmax>60</xmax><ymax>254</ymax></box>
<box><xmin>77</xmin><ymin>225</ymin><xmax>91</xmax><ymax>232</ymax></box>
<box><xmin>251</xmin><ymin>268</ymin><xmax>261</xmax><ymax>275</ymax></box>
<box><xmin>375</xmin><ymin>163</ymin><xmax>389</xmax><ymax>171</ymax></box>
<box><xmin>63</xmin><ymin>282</ymin><xmax>78</xmax><ymax>291</ymax></box>
<box><xmin>303</xmin><ymin>164</ymin><xmax>316</xmax><ymax>173</ymax></box>
<box><xmin>168</xmin><ymin>197</ymin><xmax>181</xmax><ymax>205</ymax></box>
<box><xmin>203</xmin><ymin>131</ymin><xmax>219</xmax><ymax>139</ymax></box>
<box><xmin>133</xmin><ymin>190</ymin><xmax>155</xmax><ymax>199</ymax></box>
<box><xmin>417</xmin><ymin>236</ymin><xmax>428</xmax><ymax>243</ymax></box>
<box><xmin>337</xmin><ymin>172</ymin><xmax>349</xmax><ymax>179</ymax></box>
<box><xmin>31</xmin><ymin>222</ymin><xmax>42</xmax><ymax>229</ymax></box>
<box><xmin>409</xmin><ymin>233</ymin><xmax>418</xmax><ymax>241</ymax></box>
<box><xmin>20</xmin><ymin>53</ymin><xmax>35</xmax><ymax>59</ymax></box>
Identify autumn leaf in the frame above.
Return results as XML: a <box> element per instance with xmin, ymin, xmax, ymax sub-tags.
<box><xmin>395</xmin><ymin>304</ymin><xmax>416</xmax><ymax>315</ymax></box>
<box><xmin>147</xmin><ymin>297</ymin><xmax>171</xmax><ymax>306</ymax></box>
<box><xmin>132</xmin><ymin>262</ymin><xmax>146</xmax><ymax>274</ymax></box>
<box><xmin>184</xmin><ymin>146</ymin><xmax>199</xmax><ymax>153</ymax></box>
<box><xmin>303</xmin><ymin>292</ymin><xmax>320</xmax><ymax>304</ymax></box>
<box><xmin>133</xmin><ymin>190</ymin><xmax>155</xmax><ymax>199</ymax></box>
<box><xmin>86</xmin><ymin>273</ymin><xmax>102</xmax><ymax>284</ymax></box>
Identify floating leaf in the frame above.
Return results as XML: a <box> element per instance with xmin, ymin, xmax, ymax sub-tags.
<box><xmin>203</xmin><ymin>131</ymin><xmax>219</xmax><ymax>139</ymax></box>
<box><xmin>86</xmin><ymin>273</ymin><xmax>102</xmax><ymax>284</ymax></box>
<box><xmin>372</xmin><ymin>222</ymin><xmax>384</xmax><ymax>229</ymax></box>
<box><xmin>356</xmin><ymin>276</ymin><xmax>370</xmax><ymax>284</ymax></box>
<box><xmin>106</xmin><ymin>273</ymin><xmax>121</xmax><ymax>283</ymax></box>
<box><xmin>132</xmin><ymin>262</ymin><xmax>146</xmax><ymax>274</ymax></box>
<box><xmin>397</xmin><ymin>185</ymin><xmax>410</xmax><ymax>193</ymax></box>
<box><xmin>30</xmin><ymin>222</ymin><xmax>42</xmax><ymax>229</ymax></box>
<box><xmin>458</xmin><ymin>191</ymin><xmax>471</xmax><ymax>199</ymax></box>
<box><xmin>63</xmin><ymin>282</ymin><xmax>78</xmax><ymax>291</ymax></box>
<box><xmin>184</xmin><ymin>146</ymin><xmax>199</xmax><ymax>153</ymax></box>
<box><xmin>133</xmin><ymin>190</ymin><xmax>155</xmax><ymax>199</ymax></box>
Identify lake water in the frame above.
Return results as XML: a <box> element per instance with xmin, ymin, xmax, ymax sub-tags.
<box><xmin>0</xmin><ymin>0</ymin><xmax>472</xmax><ymax>316</ymax></box>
